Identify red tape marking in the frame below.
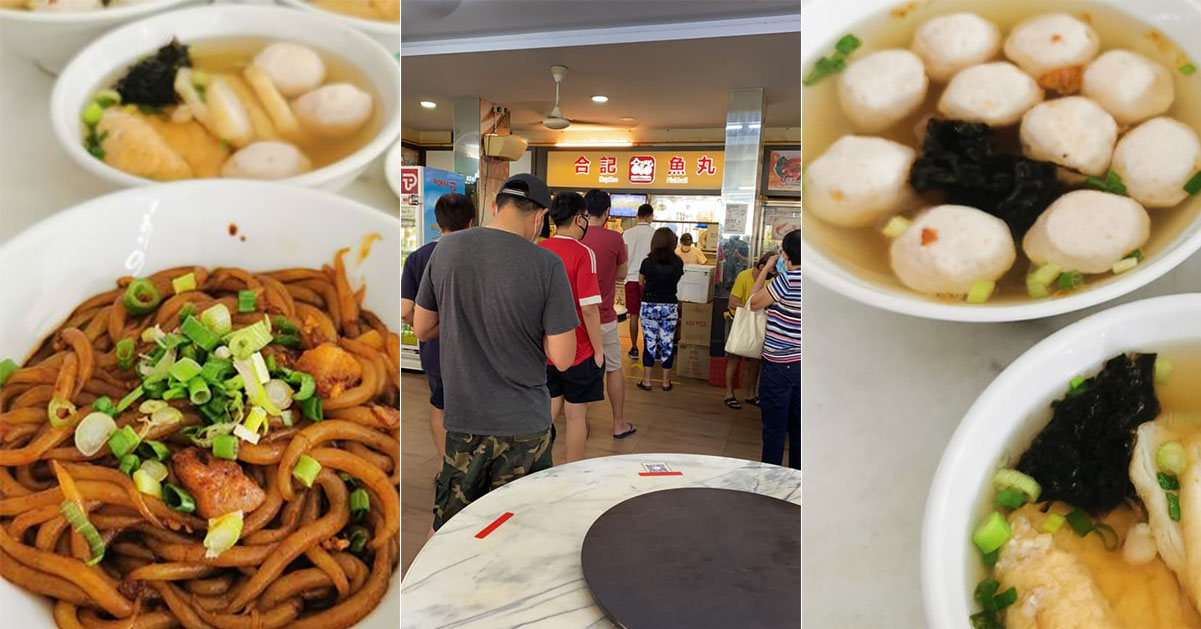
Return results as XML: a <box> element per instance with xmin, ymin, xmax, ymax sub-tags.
<box><xmin>475</xmin><ymin>512</ymin><xmax>514</xmax><ymax>539</ymax></box>
<box><xmin>638</xmin><ymin>471</ymin><xmax>684</xmax><ymax>476</ymax></box>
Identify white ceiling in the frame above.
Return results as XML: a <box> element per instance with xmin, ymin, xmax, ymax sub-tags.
<box><xmin>402</xmin><ymin>0</ymin><xmax>802</xmax><ymax>42</ymax></box>
<box><xmin>402</xmin><ymin>32</ymin><xmax>801</xmax><ymax>138</ymax></box>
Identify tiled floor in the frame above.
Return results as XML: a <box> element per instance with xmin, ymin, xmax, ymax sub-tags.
<box><xmin>399</xmin><ymin>342</ymin><xmax>769</xmax><ymax>576</ymax></box>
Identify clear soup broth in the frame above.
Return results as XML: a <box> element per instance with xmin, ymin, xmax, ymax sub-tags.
<box><xmin>802</xmin><ymin>0</ymin><xmax>1201</xmax><ymax>303</ymax></box>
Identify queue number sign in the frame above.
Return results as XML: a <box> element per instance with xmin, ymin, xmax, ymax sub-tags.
<box><xmin>548</xmin><ymin>151</ymin><xmax>725</xmax><ymax>190</ymax></box>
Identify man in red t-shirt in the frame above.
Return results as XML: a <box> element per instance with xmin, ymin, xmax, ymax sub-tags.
<box><xmin>581</xmin><ymin>189</ymin><xmax>636</xmax><ymax>440</ymax></box>
<box><xmin>539</xmin><ymin>192</ymin><xmax>604</xmax><ymax>462</ymax></box>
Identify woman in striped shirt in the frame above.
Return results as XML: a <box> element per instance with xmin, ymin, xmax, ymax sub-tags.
<box><xmin>749</xmin><ymin>229</ymin><xmax>801</xmax><ymax>469</ymax></box>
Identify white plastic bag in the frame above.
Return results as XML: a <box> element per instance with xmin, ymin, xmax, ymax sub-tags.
<box><xmin>724</xmin><ymin>306</ymin><xmax>767</xmax><ymax>358</ymax></box>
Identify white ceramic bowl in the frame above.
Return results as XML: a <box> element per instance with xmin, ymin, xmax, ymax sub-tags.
<box><xmin>0</xmin><ymin>179</ymin><xmax>399</xmax><ymax>627</ymax></box>
<box><xmin>922</xmin><ymin>293</ymin><xmax>1201</xmax><ymax>628</ymax></box>
<box><xmin>50</xmin><ymin>4</ymin><xmax>401</xmax><ymax>193</ymax></box>
<box><xmin>802</xmin><ymin>0</ymin><xmax>1201</xmax><ymax>322</ymax></box>
<box><xmin>276</xmin><ymin>0</ymin><xmax>397</xmax><ymax>55</ymax></box>
<box><xmin>0</xmin><ymin>0</ymin><xmax>195</xmax><ymax>74</ymax></box>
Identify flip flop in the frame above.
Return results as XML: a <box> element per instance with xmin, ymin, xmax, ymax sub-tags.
<box><xmin>724</xmin><ymin>397</ymin><xmax>742</xmax><ymax>409</ymax></box>
<box><xmin>613</xmin><ymin>424</ymin><xmax>637</xmax><ymax>439</ymax></box>
<box><xmin>636</xmin><ymin>382</ymin><xmax>653</xmax><ymax>391</ymax></box>
<box><xmin>661</xmin><ymin>383</ymin><xmax>673</xmax><ymax>391</ymax></box>
<box><xmin>744</xmin><ymin>397</ymin><xmax>760</xmax><ymax>407</ymax></box>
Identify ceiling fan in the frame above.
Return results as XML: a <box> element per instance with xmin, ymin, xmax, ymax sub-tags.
<box><xmin>541</xmin><ymin>65</ymin><xmax>637</xmax><ymax>131</ymax></box>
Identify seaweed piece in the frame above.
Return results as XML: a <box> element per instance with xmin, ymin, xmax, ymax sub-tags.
<box><xmin>1015</xmin><ymin>353</ymin><xmax>1160</xmax><ymax>514</ymax></box>
<box><xmin>908</xmin><ymin>119</ymin><xmax>1062</xmax><ymax>238</ymax></box>
<box><xmin>114</xmin><ymin>39</ymin><xmax>192</xmax><ymax>108</ymax></box>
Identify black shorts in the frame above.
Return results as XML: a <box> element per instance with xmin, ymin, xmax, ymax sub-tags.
<box><xmin>546</xmin><ymin>356</ymin><xmax>605</xmax><ymax>404</ymax></box>
<box><xmin>427</xmin><ymin>372</ymin><xmax>444</xmax><ymax>410</ymax></box>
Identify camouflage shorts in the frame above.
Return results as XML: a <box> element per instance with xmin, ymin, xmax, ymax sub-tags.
<box><xmin>432</xmin><ymin>427</ymin><xmax>553</xmax><ymax>530</ymax></box>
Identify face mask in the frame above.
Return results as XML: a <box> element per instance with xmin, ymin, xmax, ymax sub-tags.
<box><xmin>577</xmin><ymin>215</ymin><xmax>589</xmax><ymax>239</ymax></box>
<box><xmin>776</xmin><ymin>255</ymin><xmax>789</xmax><ymax>275</ymax></box>
<box><xmin>531</xmin><ymin>214</ymin><xmax>544</xmax><ymax>242</ymax></box>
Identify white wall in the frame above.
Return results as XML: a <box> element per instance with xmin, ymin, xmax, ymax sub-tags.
<box><xmin>424</xmin><ymin>150</ymin><xmax>531</xmax><ymax>175</ymax></box>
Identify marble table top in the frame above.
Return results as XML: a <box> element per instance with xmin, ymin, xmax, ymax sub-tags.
<box><xmin>401</xmin><ymin>453</ymin><xmax>802</xmax><ymax>629</ymax></box>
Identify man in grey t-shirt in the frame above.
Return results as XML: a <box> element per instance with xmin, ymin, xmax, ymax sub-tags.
<box><xmin>414</xmin><ymin>174</ymin><xmax>579</xmax><ymax>530</ymax></box>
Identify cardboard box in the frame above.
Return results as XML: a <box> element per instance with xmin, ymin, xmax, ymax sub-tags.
<box><xmin>675</xmin><ymin>342</ymin><xmax>710</xmax><ymax>380</ymax></box>
<box><xmin>679</xmin><ymin>301</ymin><xmax>712</xmax><ymax>346</ymax></box>
<box><xmin>679</xmin><ymin>264</ymin><xmax>715</xmax><ymax>303</ymax></box>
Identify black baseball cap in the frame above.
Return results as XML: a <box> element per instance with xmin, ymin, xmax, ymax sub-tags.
<box><xmin>498</xmin><ymin>174</ymin><xmax>552</xmax><ymax>209</ymax></box>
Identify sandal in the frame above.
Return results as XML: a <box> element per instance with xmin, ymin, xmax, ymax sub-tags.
<box><xmin>744</xmin><ymin>397</ymin><xmax>759</xmax><ymax>407</ymax></box>
<box><xmin>724</xmin><ymin>397</ymin><xmax>742</xmax><ymax>410</ymax></box>
<box><xmin>661</xmin><ymin>383</ymin><xmax>673</xmax><ymax>391</ymax></box>
<box><xmin>613</xmin><ymin>423</ymin><xmax>637</xmax><ymax>439</ymax></box>
<box><xmin>636</xmin><ymin>382</ymin><xmax>653</xmax><ymax>391</ymax></box>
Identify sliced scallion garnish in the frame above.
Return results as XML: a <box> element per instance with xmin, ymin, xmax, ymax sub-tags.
<box><xmin>123</xmin><ymin>279</ymin><xmax>162</xmax><ymax>317</ymax></box>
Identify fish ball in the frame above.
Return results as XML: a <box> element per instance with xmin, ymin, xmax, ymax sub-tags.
<box><xmin>293</xmin><ymin>83</ymin><xmax>374</xmax><ymax>138</ymax></box>
<box><xmin>838</xmin><ymin>49</ymin><xmax>928</xmax><ymax>132</ymax></box>
<box><xmin>912</xmin><ymin>13</ymin><xmax>1002</xmax><ymax>82</ymax></box>
<box><xmin>1112</xmin><ymin>117</ymin><xmax>1201</xmax><ymax>208</ymax></box>
<box><xmin>1020</xmin><ymin>97</ymin><xmax>1117</xmax><ymax>176</ymax></box>
<box><xmin>1004</xmin><ymin>13</ymin><xmax>1100</xmax><ymax>77</ymax></box>
<box><xmin>1082</xmin><ymin>50</ymin><xmax>1175</xmax><ymax>125</ymax></box>
<box><xmin>221</xmin><ymin>141</ymin><xmax>311</xmax><ymax>180</ymax></box>
<box><xmin>938</xmin><ymin>62</ymin><xmax>1043</xmax><ymax>126</ymax></box>
<box><xmin>803</xmin><ymin>135</ymin><xmax>916</xmax><ymax>228</ymax></box>
<box><xmin>253</xmin><ymin>42</ymin><xmax>326</xmax><ymax>99</ymax></box>
<box><xmin>1022</xmin><ymin>190</ymin><xmax>1149</xmax><ymax>274</ymax></box>
<box><xmin>890</xmin><ymin>205</ymin><xmax>1016</xmax><ymax>295</ymax></box>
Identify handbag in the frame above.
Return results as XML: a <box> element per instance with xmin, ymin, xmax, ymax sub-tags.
<box><xmin>724</xmin><ymin>305</ymin><xmax>767</xmax><ymax>358</ymax></box>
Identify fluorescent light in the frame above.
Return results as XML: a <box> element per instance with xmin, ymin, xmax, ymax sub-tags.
<box><xmin>555</xmin><ymin>141</ymin><xmax>634</xmax><ymax>147</ymax></box>
<box><xmin>619</xmin><ymin>116</ymin><xmax>636</xmax><ymax>122</ymax></box>
<box><xmin>591</xmin><ymin>95</ymin><xmax>609</xmax><ymax>103</ymax></box>
<box><xmin>420</xmin><ymin>101</ymin><xmax>437</xmax><ymax>109</ymax></box>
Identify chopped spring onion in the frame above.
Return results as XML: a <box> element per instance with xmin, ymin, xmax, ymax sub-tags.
<box><xmin>233</xmin><ymin>423</ymin><xmax>261</xmax><ymax>445</ymax></box>
<box><xmin>48</xmin><ymin>396</ymin><xmax>77</xmax><ymax>427</ymax></box>
<box><xmin>214</xmin><ymin>346</ymin><xmax>232</xmax><ymax>359</ymax></box>
<box><xmin>123</xmin><ymin>279</ymin><xmax>162</xmax><ymax>317</ymax></box>
<box><xmin>973</xmin><ymin>577</ymin><xmax>999</xmax><ymax>611</ymax></box>
<box><xmin>881</xmin><ymin>216</ymin><xmax>912</xmax><ymax>238</ymax></box>
<box><xmin>280</xmin><ymin>409</ymin><xmax>293</xmax><ymax>427</ymax></box>
<box><xmin>1182</xmin><ymin>63</ymin><xmax>1198</xmax><ymax>75</ymax></box>
<box><xmin>142</xmin><ymin>325</ymin><xmax>166</xmax><ymax>344</ymax></box>
<box><xmin>250</xmin><ymin>352</ymin><xmax>271</xmax><ymax>384</ymax></box>
<box><xmin>118</xmin><ymin>454</ymin><xmax>140</xmax><ymax>476</ymax></box>
<box><xmin>272</xmin><ymin>334</ymin><xmax>303</xmax><ymax>349</ymax></box>
<box><xmin>1043</xmin><ymin>513</ymin><xmax>1066</xmax><ymax>534</ymax></box>
<box><xmin>139</xmin><ymin>439</ymin><xmax>172</xmax><ymax>461</ymax></box>
<box><xmin>0</xmin><ymin>358</ymin><xmax>16</xmax><ymax>386</ymax></box>
<box><xmin>139</xmin><ymin>400</ymin><xmax>169</xmax><ymax>414</ymax></box>
<box><xmin>1066</xmin><ymin>374</ymin><xmax>1088</xmax><ymax>398</ymax></box>
<box><xmin>116</xmin><ymin>385</ymin><xmax>144</xmax><ymax>412</ymax></box>
<box><xmin>348</xmin><ymin>526</ymin><xmax>369</xmax><ymax>554</ymax></box>
<box><xmin>213</xmin><ymin>433</ymin><xmax>239</xmax><ymax>460</ymax></box>
<box><xmin>293</xmin><ymin>454</ymin><xmax>322</xmax><ymax>488</ymax></box>
<box><xmin>108</xmin><ymin>425</ymin><xmax>141</xmax><ymax>458</ymax></box>
<box><xmin>181</xmin><ymin>315</ymin><xmax>221</xmax><ymax>351</ymax></box>
<box><xmin>169</xmin><ymin>357</ymin><xmax>203</xmax><ymax>383</ymax></box>
<box><xmin>803</xmin><ymin>33</ymin><xmax>860</xmax><ymax>86</ymax></box>
<box><xmin>980</xmin><ymin>549</ymin><xmax>998</xmax><ymax>567</ymax></box>
<box><xmin>264</xmin><ymin>379</ymin><xmax>294</xmax><ymax>410</ymax></box>
<box><xmin>139</xmin><ymin>458</ymin><xmax>169</xmax><ymax>482</ymax></box>
<box><xmin>1057</xmin><ymin>270</ymin><xmax>1085</xmax><ymax>291</ymax></box>
<box><xmin>82</xmin><ymin>101</ymin><xmax>104</xmax><ymax>125</ymax></box>
<box><xmin>966</xmin><ymin>281</ymin><xmax>995</xmax><ymax>304</ymax></box>
<box><xmin>1168</xmin><ymin>492</ymin><xmax>1182</xmax><ymax>521</ymax></box>
<box><xmin>94</xmin><ymin>88</ymin><xmax>121</xmax><ymax>107</ymax></box>
<box><xmin>178</xmin><ymin>303</ymin><xmax>196</xmax><ymax>324</ymax></box>
<box><xmin>237</xmin><ymin>290</ymin><xmax>257</xmax><ymax>313</ymax></box>
<box><xmin>115</xmin><ymin>338</ymin><xmax>135</xmax><ymax>371</ymax></box>
<box><xmin>300</xmin><ymin>396</ymin><xmax>323</xmax><ymax>422</ymax></box>
<box><xmin>1090</xmin><ymin>522</ymin><xmax>1120</xmax><ymax>551</ymax></box>
<box><xmin>226</xmin><ymin>321</ymin><xmax>273</xmax><ymax>360</ymax></box>
<box><xmin>74</xmin><ymin>411</ymin><xmax>118</xmax><ymax>457</ymax></box>
<box><xmin>201</xmin><ymin>358</ymin><xmax>233</xmax><ymax>384</ymax></box>
<box><xmin>60</xmin><ymin>500</ymin><xmax>105</xmax><ymax>566</ymax></box>
<box><xmin>1112</xmin><ymin>257</ymin><xmax>1138</xmax><ymax>274</ymax></box>
<box><xmin>1084</xmin><ymin>170</ymin><xmax>1127</xmax><ymax>195</ymax></box>
<box><xmin>265</xmin><ymin>354</ymin><xmax>278</xmax><ymax>373</ymax></box>
<box><xmin>92</xmin><ymin>396</ymin><xmax>116</xmax><ymax>417</ymax></box>
<box><xmin>1159</xmin><ymin>472</ymin><xmax>1181</xmax><ymax>491</ymax></box>
<box><xmin>1065</xmin><ymin>508</ymin><xmax>1094</xmax><ymax>536</ymax></box>
<box><xmin>172</xmin><ymin>272</ymin><xmax>197</xmax><ymax>294</ymax></box>
<box><xmin>163</xmin><ymin>483</ymin><xmax>196</xmax><ymax>513</ymax></box>
<box><xmin>188</xmin><ymin>377</ymin><xmax>211</xmax><ymax>405</ymax></box>
<box><xmin>201</xmin><ymin>304</ymin><xmax>233</xmax><ymax>336</ymax></box>
<box><xmin>244</xmin><ymin>406</ymin><xmax>267</xmax><ymax>433</ymax></box>
<box><xmin>1025</xmin><ymin>263</ymin><xmax>1061</xmax><ymax>298</ymax></box>
<box><xmin>994</xmin><ymin>488</ymin><xmax>1026</xmax><ymax>509</ymax></box>
<box><xmin>350</xmin><ymin>487</ymin><xmax>370</xmax><ymax>522</ymax></box>
<box><xmin>972</xmin><ymin>511</ymin><xmax>1010</xmax><ymax>554</ymax></box>
<box><xmin>132</xmin><ymin>469</ymin><xmax>162</xmax><ymax>498</ymax></box>
<box><xmin>286</xmin><ymin>370</ymin><xmax>316</xmax><ymax>401</ymax></box>
<box><xmin>203</xmin><ymin>510</ymin><xmax>245</xmax><ymax>559</ymax></box>
<box><xmin>992</xmin><ymin>587</ymin><xmax>1017</xmax><ymax>609</ymax></box>
<box><xmin>993</xmin><ymin>469</ymin><xmax>1041</xmax><ymax>503</ymax></box>
<box><xmin>1155</xmin><ymin>358</ymin><xmax>1174</xmax><ymax>385</ymax></box>
<box><xmin>1157</xmin><ymin>441</ymin><xmax>1186</xmax><ymax>475</ymax></box>
<box><xmin>1186</xmin><ymin>171</ymin><xmax>1201</xmax><ymax>195</ymax></box>
<box><xmin>272</xmin><ymin>316</ymin><xmax>300</xmax><ymax>335</ymax></box>
<box><xmin>157</xmin><ymin>333</ymin><xmax>185</xmax><ymax>350</ymax></box>
<box><xmin>162</xmin><ymin>386</ymin><xmax>188</xmax><ymax>401</ymax></box>
<box><xmin>139</xmin><ymin>347</ymin><xmax>177</xmax><ymax>383</ymax></box>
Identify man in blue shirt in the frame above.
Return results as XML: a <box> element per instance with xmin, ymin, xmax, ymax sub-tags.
<box><xmin>400</xmin><ymin>192</ymin><xmax>475</xmax><ymax>459</ymax></box>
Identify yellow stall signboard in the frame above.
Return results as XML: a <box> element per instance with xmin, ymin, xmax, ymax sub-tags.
<box><xmin>547</xmin><ymin>150</ymin><xmax>725</xmax><ymax>190</ymax></box>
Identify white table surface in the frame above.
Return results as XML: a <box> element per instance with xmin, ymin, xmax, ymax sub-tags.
<box><xmin>401</xmin><ymin>453</ymin><xmax>802</xmax><ymax>629</ymax></box>
<box><xmin>0</xmin><ymin>46</ymin><xmax>398</xmax><ymax>245</ymax></box>
<box><xmin>802</xmin><ymin>252</ymin><xmax>1201</xmax><ymax>627</ymax></box>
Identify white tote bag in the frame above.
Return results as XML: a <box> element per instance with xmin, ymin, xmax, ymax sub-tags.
<box><xmin>724</xmin><ymin>306</ymin><xmax>767</xmax><ymax>358</ymax></box>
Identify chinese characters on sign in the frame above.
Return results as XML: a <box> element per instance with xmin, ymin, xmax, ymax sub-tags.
<box><xmin>547</xmin><ymin>151</ymin><xmax>725</xmax><ymax>190</ymax></box>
